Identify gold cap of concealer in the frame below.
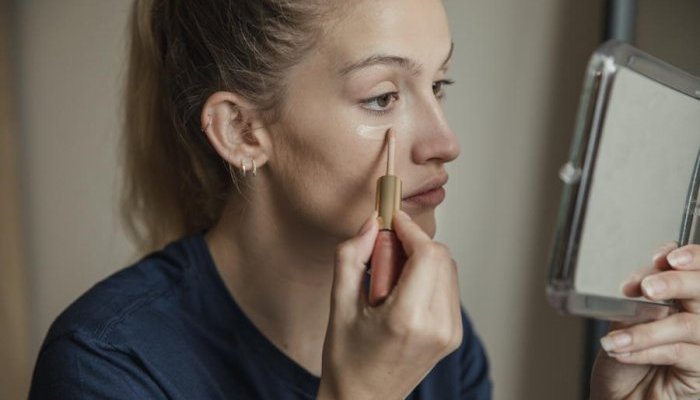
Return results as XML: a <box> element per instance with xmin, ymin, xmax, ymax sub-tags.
<box><xmin>375</xmin><ymin>129</ymin><xmax>401</xmax><ymax>230</ymax></box>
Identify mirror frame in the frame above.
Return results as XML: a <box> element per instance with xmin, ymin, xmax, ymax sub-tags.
<box><xmin>547</xmin><ymin>40</ymin><xmax>700</xmax><ymax>322</ymax></box>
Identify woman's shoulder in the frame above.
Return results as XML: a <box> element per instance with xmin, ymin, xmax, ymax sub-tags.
<box><xmin>29</xmin><ymin>232</ymin><xmax>232</xmax><ymax>398</ymax></box>
<box><xmin>40</xmin><ymin>233</ymin><xmax>208</xmax><ymax>350</ymax></box>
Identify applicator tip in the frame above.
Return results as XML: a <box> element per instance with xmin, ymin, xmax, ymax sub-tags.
<box><xmin>386</xmin><ymin>129</ymin><xmax>395</xmax><ymax>176</ymax></box>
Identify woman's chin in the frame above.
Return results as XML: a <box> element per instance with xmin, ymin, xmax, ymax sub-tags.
<box><xmin>408</xmin><ymin>209</ymin><xmax>437</xmax><ymax>238</ymax></box>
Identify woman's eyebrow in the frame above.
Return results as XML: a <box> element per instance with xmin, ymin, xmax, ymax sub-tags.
<box><xmin>338</xmin><ymin>54</ymin><xmax>422</xmax><ymax>77</ymax></box>
<box><xmin>338</xmin><ymin>42</ymin><xmax>454</xmax><ymax>77</ymax></box>
<box><xmin>440</xmin><ymin>42</ymin><xmax>454</xmax><ymax>70</ymax></box>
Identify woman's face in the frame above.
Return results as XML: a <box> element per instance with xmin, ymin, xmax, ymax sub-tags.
<box><xmin>266</xmin><ymin>0</ymin><xmax>459</xmax><ymax>240</ymax></box>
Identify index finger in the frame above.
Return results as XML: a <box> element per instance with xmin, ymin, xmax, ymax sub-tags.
<box><xmin>620</xmin><ymin>241</ymin><xmax>679</xmax><ymax>297</ymax></box>
<box><xmin>666</xmin><ymin>244</ymin><xmax>700</xmax><ymax>270</ymax></box>
<box><xmin>391</xmin><ymin>210</ymin><xmax>432</xmax><ymax>256</ymax></box>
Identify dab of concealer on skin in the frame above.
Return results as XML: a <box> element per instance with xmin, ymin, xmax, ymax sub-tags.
<box><xmin>356</xmin><ymin>124</ymin><xmax>393</xmax><ymax>140</ymax></box>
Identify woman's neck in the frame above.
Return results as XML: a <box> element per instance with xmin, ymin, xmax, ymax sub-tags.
<box><xmin>204</xmin><ymin>191</ymin><xmax>339</xmax><ymax>377</ymax></box>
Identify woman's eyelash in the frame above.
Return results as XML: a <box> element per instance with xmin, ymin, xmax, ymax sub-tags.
<box><xmin>361</xmin><ymin>79</ymin><xmax>455</xmax><ymax>115</ymax></box>
<box><xmin>433</xmin><ymin>79</ymin><xmax>455</xmax><ymax>98</ymax></box>
<box><xmin>361</xmin><ymin>92</ymin><xmax>399</xmax><ymax>115</ymax></box>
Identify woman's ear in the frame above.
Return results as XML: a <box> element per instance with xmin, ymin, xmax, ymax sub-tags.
<box><xmin>200</xmin><ymin>91</ymin><xmax>272</xmax><ymax>175</ymax></box>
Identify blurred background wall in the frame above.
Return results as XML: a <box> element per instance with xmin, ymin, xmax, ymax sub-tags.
<box><xmin>2</xmin><ymin>0</ymin><xmax>699</xmax><ymax>399</ymax></box>
<box><xmin>1</xmin><ymin>0</ymin><xmax>30</xmax><ymax>398</ymax></box>
<box><xmin>440</xmin><ymin>1</ymin><xmax>601</xmax><ymax>398</ymax></box>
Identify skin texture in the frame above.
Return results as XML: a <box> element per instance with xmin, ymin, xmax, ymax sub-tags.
<box><xmin>199</xmin><ymin>0</ymin><xmax>700</xmax><ymax>397</ymax></box>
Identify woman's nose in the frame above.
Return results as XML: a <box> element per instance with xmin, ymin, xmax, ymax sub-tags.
<box><xmin>409</xmin><ymin>98</ymin><xmax>461</xmax><ymax>165</ymax></box>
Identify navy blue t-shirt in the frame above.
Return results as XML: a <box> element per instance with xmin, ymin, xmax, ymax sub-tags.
<box><xmin>29</xmin><ymin>233</ymin><xmax>492</xmax><ymax>399</ymax></box>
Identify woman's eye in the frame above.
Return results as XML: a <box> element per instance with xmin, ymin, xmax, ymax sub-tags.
<box><xmin>362</xmin><ymin>92</ymin><xmax>399</xmax><ymax>113</ymax></box>
<box><xmin>433</xmin><ymin>79</ymin><xmax>455</xmax><ymax>99</ymax></box>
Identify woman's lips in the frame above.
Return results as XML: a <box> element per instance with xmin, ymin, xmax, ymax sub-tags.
<box><xmin>402</xmin><ymin>186</ymin><xmax>446</xmax><ymax>207</ymax></box>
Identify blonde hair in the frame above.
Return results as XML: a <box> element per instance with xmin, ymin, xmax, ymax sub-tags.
<box><xmin>121</xmin><ymin>0</ymin><xmax>330</xmax><ymax>253</ymax></box>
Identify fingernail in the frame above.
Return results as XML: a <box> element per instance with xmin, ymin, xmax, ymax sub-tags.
<box><xmin>359</xmin><ymin>211</ymin><xmax>378</xmax><ymax>235</ymax></box>
<box><xmin>667</xmin><ymin>249</ymin><xmax>692</xmax><ymax>267</ymax></box>
<box><xmin>652</xmin><ymin>250</ymin><xmax>666</xmax><ymax>264</ymax></box>
<box><xmin>610</xmin><ymin>352</ymin><xmax>631</xmax><ymax>358</ymax></box>
<box><xmin>600</xmin><ymin>332</ymin><xmax>632</xmax><ymax>352</ymax></box>
<box><xmin>642</xmin><ymin>276</ymin><xmax>667</xmax><ymax>298</ymax></box>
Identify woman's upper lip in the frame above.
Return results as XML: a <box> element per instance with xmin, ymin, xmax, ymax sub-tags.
<box><xmin>403</xmin><ymin>174</ymin><xmax>449</xmax><ymax>199</ymax></box>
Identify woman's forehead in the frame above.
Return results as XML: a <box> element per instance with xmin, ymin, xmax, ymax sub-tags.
<box><xmin>317</xmin><ymin>0</ymin><xmax>452</xmax><ymax>74</ymax></box>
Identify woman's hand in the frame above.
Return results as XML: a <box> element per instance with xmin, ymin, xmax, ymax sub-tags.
<box><xmin>317</xmin><ymin>210</ymin><xmax>463</xmax><ymax>400</ymax></box>
<box><xmin>590</xmin><ymin>243</ymin><xmax>700</xmax><ymax>399</ymax></box>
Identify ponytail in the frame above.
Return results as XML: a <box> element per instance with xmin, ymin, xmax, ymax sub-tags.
<box><xmin>121</xmin><ymin>0</ymin><xmax>228</xmax><ymax>253</ymax></box>
<box><xmin>120</xmin><ymin>0</ymin><xmax>333</xmax><ymax>254</ymax></box>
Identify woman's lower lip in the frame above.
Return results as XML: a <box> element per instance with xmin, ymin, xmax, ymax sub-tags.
<box><xmin>402</xmin><ymin>187</ymin><xmax>446</xmax><ymax>207</ymax></box>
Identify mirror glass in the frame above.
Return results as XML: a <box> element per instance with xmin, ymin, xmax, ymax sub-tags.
<box><xmin>548</xmin><ymin>42</ymin><xmax>700</xmax><ymax>321</ymax></box>
<box><xmin>576</xmin><ymin>67</ymin><xmax>700</xmax><ymax>298</ymax></box>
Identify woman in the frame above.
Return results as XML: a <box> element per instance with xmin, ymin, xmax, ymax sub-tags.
<box><xmin>29</xmin><ymin>0</ymin><xmax>700</xmax><ymax>398</ymax></box>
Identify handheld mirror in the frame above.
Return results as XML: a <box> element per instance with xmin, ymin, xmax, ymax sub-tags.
<box><xmin>547</xmin><ymin>40</ymin><xmax>700</xmax><ymax>322</ymax></box>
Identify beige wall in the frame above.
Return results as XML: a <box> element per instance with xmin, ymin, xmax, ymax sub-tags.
<box><xmin>22</xmin><ymin>0</ymin><xmax>695</xmax><ymax>399</ymax></box>
<box><xmin>1</xmin><ymin>0</ymin><xmax>30</xmax><ymax>399</ymax></box>
<box><xmin>15</xmin><ymin>0</ymin><xmax>135</xmax><ymax>354</ymax></box>
<box><xmin>439</xmin><ymin>1</ymin><xmax>602</xmax><ymax>398</ymax></box>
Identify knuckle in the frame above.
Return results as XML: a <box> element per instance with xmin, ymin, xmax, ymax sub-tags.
<box><xmin>434</xmin><ymin>242</ymin><xmax>453</xmax><ymax>258</ymax></box>
<box><xmin>334</xmin><ymin>243</ymin><xmax>355</xmax><ymax>262</ymax></box>
<box><xmin>667</xmin><ymin>343</ymin><xmax>684</xmax><ymax>363</ymax></box>
<box><xmin>439</xmin><ymin>320</ymin><xmax>464</xmax><ymax>354</ymax></box>
<box><xmin>434</xmin><ymin>327</ymin><xmax>453</xmax><ymax>349</ymax></box>
<box><xmin>386</xmin><ymin>311</ymin><xmax>421</xmax><ymax>338</ymax></box>
<box><xmin>631</xmin><ymin>324</ymin><xmax>655</xmax><ymax>345</ymax></box>
<box><xmin>419</xmin><ymin>243</ymin><xmax>440</xmax><ymax>259</ymax></box>
<box><xmin>677</xmin><ymin>313</ymin><xmax>698</xmax><ymax>340</ymax></box>
<box><xmin>435</xmin><ymin>242</ymin><xmax>452</xmax><ymax>258</ymax></box>
<box><xmin>454</xmin><ymin>325</ymin><xmax>464</xmax><ymax>347</ymax></box>
<box><xmin>418</xmin><ymin>242</ymin><xmax>452</xmax><ymax>261</ymax></box>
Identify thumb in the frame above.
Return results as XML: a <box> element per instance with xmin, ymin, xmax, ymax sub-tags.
<box><xmin>331</xmin><ymin>211</ymin><xmax>379</xmax><ymax>314</ymax></box>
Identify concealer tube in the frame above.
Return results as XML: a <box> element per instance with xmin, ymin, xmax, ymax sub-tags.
<box><xmin>368</xmin><ymin>129</ymin><xmax>405</xmax><ymax>307</ymax></box>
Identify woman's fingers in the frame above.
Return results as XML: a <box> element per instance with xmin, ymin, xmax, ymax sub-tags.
<box><xmin>640</xmin><ymin>270</ymin><xmax>700</xmax><ymax>301</ymax></box>
<box><xmin>653</xmin><ymin>241</ymin><xmax>680</xmax><ymax>269</ymax></box>
<box><xmin>332</xmin><ymin>211</ymin><xmax>379</xmax><ymax>313</ymax></box>
<box><xmin>620</xmin><ymin>266</ymin><xmax>660</xmax><ymax>298</ymax></box>
<box><xmin>620</xmin><ymin>241</ymin><xmax>678</xmax><ymax>297</ymax></box>
<box><xmin>390</xmin><ymin>210</ymin><xmax>449</xmax><ymax>309</ymax></box>
<box><xmin>601</xmin><ymin>313</ymin><xmax>700</xmax><ymax>355</ymax></box>
<box><xmin>439</xmin><ymin>257</ymin><xmax>462</xmax><ymax>350</ymax></box>
<box><xmin>665</xmin><ymin>244</ymin><xmax>700</xmax><ymax>270</ymax></box>
<box><xmin>391</xmin><ymin>210</ymin><xmax>432</xmax><ymax>256</ymax></box>
<box><xmin>607</xmin><ymin>342</ymin><xmax>700</xmax><ymax>372</ymax></box>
